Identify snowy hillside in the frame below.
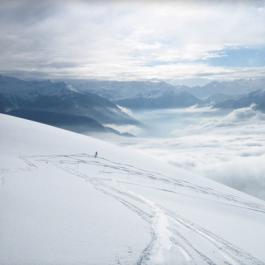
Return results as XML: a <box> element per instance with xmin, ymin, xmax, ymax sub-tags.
<box><xmin>1</xmin><ymin>114</ymin><xmax>265</xmax><ymax>265</ymax></box>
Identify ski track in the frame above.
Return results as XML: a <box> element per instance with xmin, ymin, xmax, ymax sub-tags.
<box><xmin>16</xmin><ymin>153</ymin><xmax>265</xmax><ymax>265</ymax></box>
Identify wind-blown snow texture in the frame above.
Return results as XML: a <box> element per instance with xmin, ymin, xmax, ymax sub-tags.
<box><xmin>1</xmin><ymin>114</ymin><xmax>265</xmax><ymax>265</ymax></box>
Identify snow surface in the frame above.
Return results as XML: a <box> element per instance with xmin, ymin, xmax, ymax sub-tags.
<box><xmin>1</xmin><ymin>113</ymin><xmax>265</xmax><ymax>265</ymax></box>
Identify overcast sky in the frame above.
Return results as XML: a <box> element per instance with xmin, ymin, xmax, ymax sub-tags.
<box><xmin>1</xmin><ymin>0</ymin><xmax>265</xmax><ymax>81</ymax></box>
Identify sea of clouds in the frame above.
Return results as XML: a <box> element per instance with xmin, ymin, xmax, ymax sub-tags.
<box><xmin>111</xmin><ymin>105</ymin><xmax>265</xmax><ymax>201</ymax></box>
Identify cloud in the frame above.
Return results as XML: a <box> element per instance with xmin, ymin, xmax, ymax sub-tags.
<box><xmin>202</xmin><ymin>104</ymin><xmax>265</xmax><ymax>128</ymax></box>
<box><xmin>112</xmin><ymin>106</ymin><xmax>265</xmax><ymax>200</ymax></box>
<box><xmin>117</xmin><ymin>105</ymin><xmax>135</xmax><ymax>117</ymax></box>
<box><xmin>203</xmin><ymin>155</ymin><xmax>265</xmax><ymax>201</ymax></box>
<box><xmin>0</xmin><ymin>1</ymin><xmax>265</xmax><ymax>80</ymax></box>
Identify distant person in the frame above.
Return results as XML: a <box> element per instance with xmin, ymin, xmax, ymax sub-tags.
<box><xmin>94</xmin><ymin>151</ymin><xmax>98</xmax><ymax>158</ymax></box>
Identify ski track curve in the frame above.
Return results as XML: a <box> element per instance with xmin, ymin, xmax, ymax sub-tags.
<box><xmin>19</xmin><ymin>153</ymin><xmax>265</xmax><ymax>265</ymax></box>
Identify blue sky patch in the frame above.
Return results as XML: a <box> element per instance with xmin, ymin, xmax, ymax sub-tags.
<box><xmin>207</xmin><ymin>46</ymin><xmax>265</xmax><ymax>67</ymax></box>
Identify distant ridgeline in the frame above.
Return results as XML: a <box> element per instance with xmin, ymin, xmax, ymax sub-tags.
<box><xmin>1</xmin><ymin>75</ymin><xmax>265</xmax><ymax>131</ymax></box>
<box><xmin>68</xmin><ymin>79</ymin><xmax>202</xmax><ymax>109</ymax></box>
<box><xmin>67</xmin><ymin>78</ymin><xmax>265</xmax><ymax>110</ymax></box>
<box><xmin>0</xmin><ymin>75</ymin><xmax>138</xmax><ymax>136</ymax></box>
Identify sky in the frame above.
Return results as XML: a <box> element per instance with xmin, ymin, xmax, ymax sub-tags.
<box><xmin>0</xmin><ymin>0</ymin><xmax>265</xmax><ymax>82</ymax></box>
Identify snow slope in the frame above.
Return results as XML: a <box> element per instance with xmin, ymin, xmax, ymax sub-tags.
<box><xmin>1</xmin><ymin>113</ymin><xmax>265</xmax><ymax>265</ymax></box>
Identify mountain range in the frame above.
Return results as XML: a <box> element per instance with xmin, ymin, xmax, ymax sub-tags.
<box><xmin>67</xmin><ymin>78</ymin><xmax>265</xmax><ymax>110</ymax></box>
<box><xmin>1</xmin><ymin>75</ymin><xmax>265</xmax><ymax>126</ymax></box>
<box><xmin>0</xmin><ymin>75</ymin><xmax>138</xmax><ymax>135</ymax></box>
<box><xmin>216</xmin><ymin>89</ymin><xmax>265</xmax><ymax>111</ymax></box>
<box><xmin>185</xmin><ymin>78</ymin><xmax>265</xmax><ymax>98</ymax></box>
<box><xmin>115</xmin><ymin>91</ymin><xmax>200</xmax><ymax>110</ymax></box>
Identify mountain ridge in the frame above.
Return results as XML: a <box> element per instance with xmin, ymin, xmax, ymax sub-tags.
<box><xmin>0</xmin><ymin>75</ymin><xmax>139</xmax><ymax>134</ymax></box>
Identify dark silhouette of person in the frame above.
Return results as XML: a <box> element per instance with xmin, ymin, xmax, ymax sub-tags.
<box><xmin>94</xmin><ymin>151</ymin><xmax>98</xmax><ymax>158</ymax></box>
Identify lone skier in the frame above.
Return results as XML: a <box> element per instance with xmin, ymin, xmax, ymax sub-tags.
<box><xmin>94</xmin><ymin>151</ymin><xmax>98</xmax><ymax>158</ymax></box>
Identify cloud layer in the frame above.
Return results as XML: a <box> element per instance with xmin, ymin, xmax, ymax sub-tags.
<box><xmin>1</xmin><ymin>1</ymin><xmax>265</xmax><ymax>80</ymax></box>
<box><xmin>113</xmin><ymin>106</ymin><xmax>265</xmax><ymax>201</ymax></box>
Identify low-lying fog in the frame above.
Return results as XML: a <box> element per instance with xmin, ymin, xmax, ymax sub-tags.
<box><xmin>106</xmin><ymin>105</ymin><xmax>265</xmax><ymax>201</ymax></box>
